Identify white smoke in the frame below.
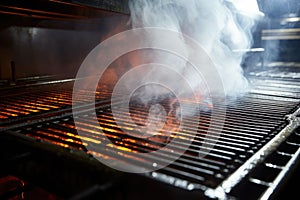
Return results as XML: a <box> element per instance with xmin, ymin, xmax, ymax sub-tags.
<box><xmin>128</xmin><ymin>0</ymin><xmax>257</xmax><ymax>98</ymax></box>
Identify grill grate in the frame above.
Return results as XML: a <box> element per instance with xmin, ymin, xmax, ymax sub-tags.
<box><xmin>0</xmin><ymin>69</ymin><xmax>300</xmax><ymax>196</ymax></box>
<box><xmin>0</xmin><ymin>81</ymin><xmax>113</xmax><ymax>127</ymax></box>
<box><xmin>2</xmin><ymin>75</ymin><xmax>299</xmax><ymax>192</ymax></box>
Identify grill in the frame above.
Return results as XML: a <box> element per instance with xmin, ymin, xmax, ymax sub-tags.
<box><xmin>1</xmin><ymin>70</ymin><xmax>300</xmax><ymax>199</ymax></box>
<box><xmin>1</xmin><ymin>1</ymin><xmax>300</xmax><ymax>200</ymax></box>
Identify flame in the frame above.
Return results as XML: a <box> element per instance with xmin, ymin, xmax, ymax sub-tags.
<box><xmin>2</xmin><ymin>107</ymin><xmax>30</xmax><ymax>115</ymax></box>
<box><xmin>47</xmin><ymin>127</ymin><xmax>101</xmax><ymax>144</ymax></box>
<box><xmin>35</xmin><ymin>130</ymin><xmax>86</xmax><ymax>146</ymax></box>
<box><xmin>107</xmin><ymin>143</ymin><xmax>133</xmax><ymax>153</ymax></box>
<box><xmin>27</xmin><ymin>134</ymin><xmax>71</xmax><ymax>149</ymax></box>
<box><xmin>0</xmin><ymin>111</ymin><xmax>18</xmax><ymax>117</ymax></box>
<box><xmin>87</xmin><ymin>151</ymin><xmax>111</xmax><ymax>160</ymax></box>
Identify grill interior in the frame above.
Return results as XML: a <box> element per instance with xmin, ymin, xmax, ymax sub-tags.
<box><xmin>1</xmin><ymin>68</ymin><xmax>300</xmax><ymax>199</ymax></box>
<box><xmin>1</xmin><ymin>0</ymin><xmax>300</xmax><ymax>199</ymax></box>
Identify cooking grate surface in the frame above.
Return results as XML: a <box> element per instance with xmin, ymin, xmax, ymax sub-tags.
<box><xmin>2</xmin><ymin>74</ymin><xmax>299</xmax><ymax>190</ymax></box>
<box><xmin>0</xmin><ymin>81</ymin><xmax>114</xmax><ymax>127</ymax></box>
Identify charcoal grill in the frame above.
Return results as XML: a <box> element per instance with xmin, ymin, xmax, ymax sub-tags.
<box><xmin>1</xmin><ymin>0</ymin><xmax>300</xmax><ymax>200</ymax></box>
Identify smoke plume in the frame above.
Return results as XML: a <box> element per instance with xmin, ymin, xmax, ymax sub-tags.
<box><xmin>128</xmin><ymin>0</ymin><xmax>256</xmax><ymax>99</ymax></box>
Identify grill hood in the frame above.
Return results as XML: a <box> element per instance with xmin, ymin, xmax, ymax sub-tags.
<box><xmin>0</xmin><ymin>0</ymin><xmax>129</xmax><ymax>30</ymax></box>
